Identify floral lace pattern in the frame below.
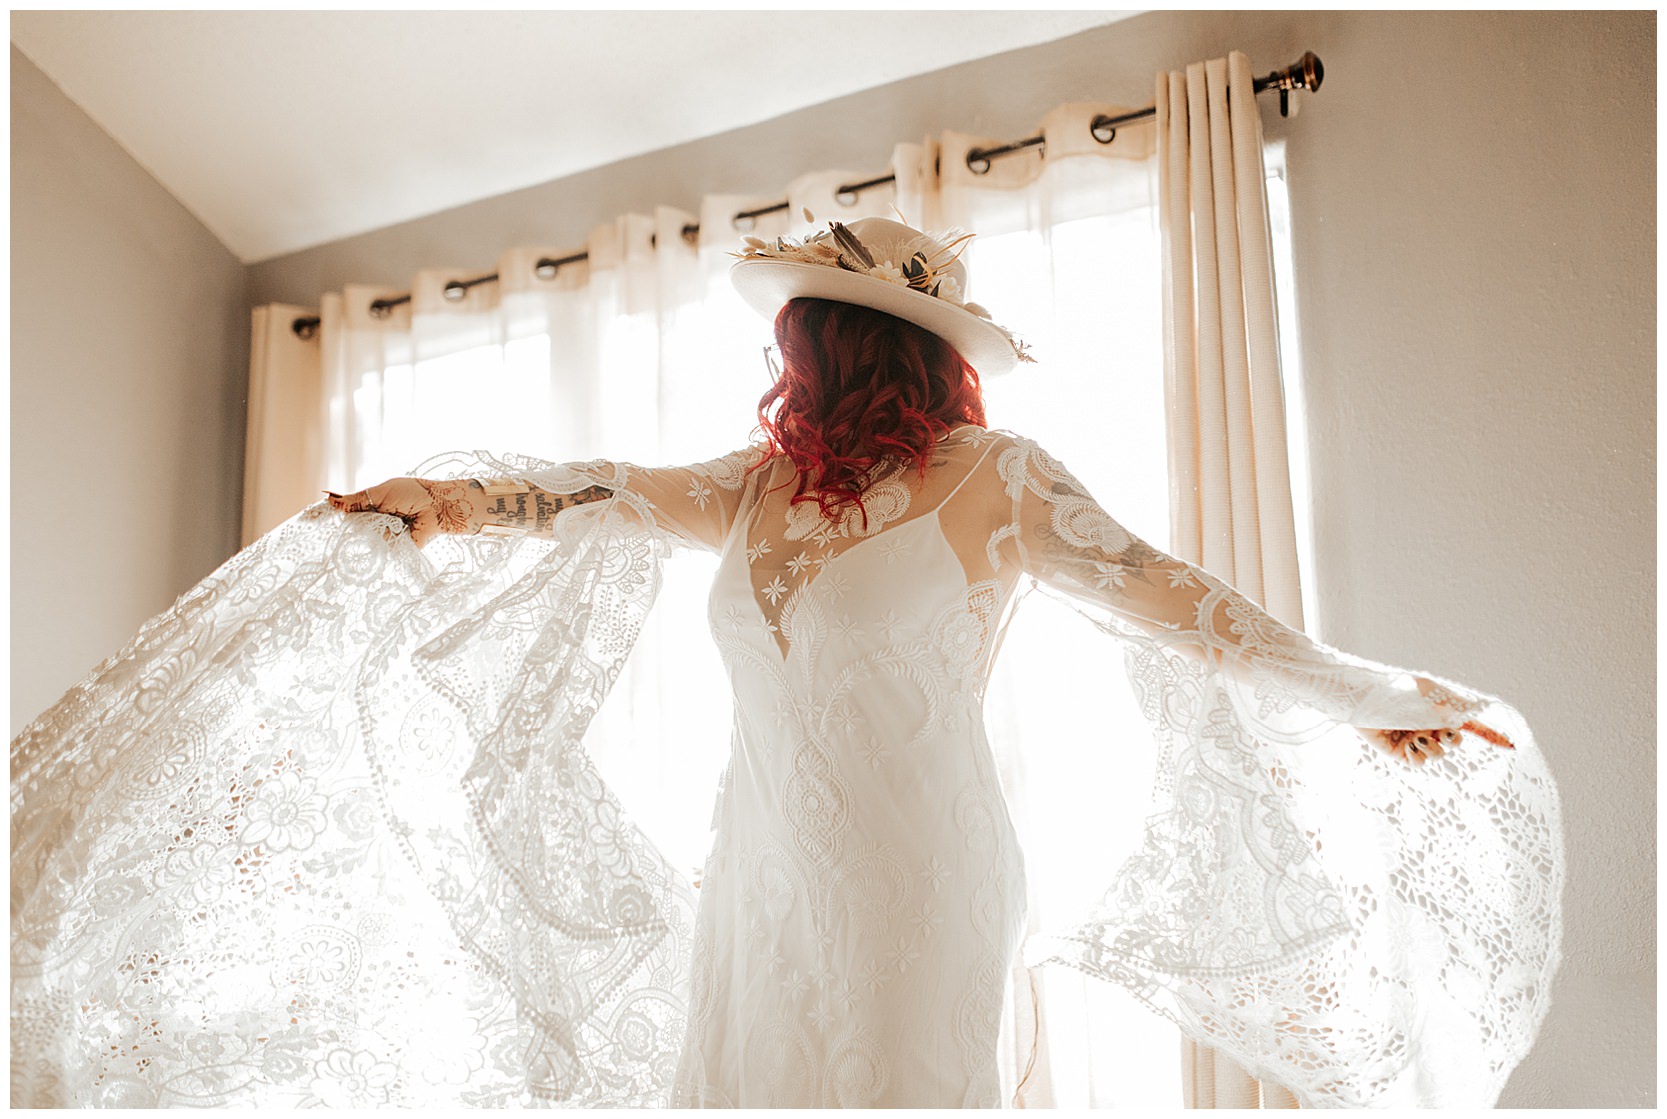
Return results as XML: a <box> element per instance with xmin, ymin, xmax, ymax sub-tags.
<box><xmin>10</xmin><ymin>450</ymin><xmax>750</xmax><ymax>1107</ymax></box>
<box><xmin>11</xmin><ymin>431</ymin><xmax>1561</xmax><ymax>1108</ymax></box>
<box><xmin>993</xmin><ymin>435</ymin><xmax>1561</xmax><ymax>1106</ymax></box>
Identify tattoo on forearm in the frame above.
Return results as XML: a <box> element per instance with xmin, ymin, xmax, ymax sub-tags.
<box><xmin>479</xmin><ymin>482</ymin><xmax>614</xmax><ymax>534</ymax></box>
<box><xmin>420</xmin><ymin>480</ymin><xmax>475</xmax><ymax>534</ymax></box>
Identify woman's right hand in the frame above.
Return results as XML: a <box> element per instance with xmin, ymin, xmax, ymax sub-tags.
<box><xmin>326</xmin><ymin>478</ymin><xmax>477</xmax><ymax>547</ymax></box>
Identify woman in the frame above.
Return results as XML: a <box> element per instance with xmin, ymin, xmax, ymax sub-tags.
<box><xmin>13</xmin><ymin>219</ymin><xmax>1559</xmax><ymax>1108</ymax></box>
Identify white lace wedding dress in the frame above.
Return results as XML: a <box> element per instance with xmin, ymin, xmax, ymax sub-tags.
<box><xmin>11</xmin><ymin>427</ymin><xmax>1561</xmax><ymax>1108</ymax></box>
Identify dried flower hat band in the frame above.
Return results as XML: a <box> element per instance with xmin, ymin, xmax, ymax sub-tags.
<box><xmin>729</xmin><ymin>216</ymin><xmax>1034</xmax><ymax>376</ymax></box>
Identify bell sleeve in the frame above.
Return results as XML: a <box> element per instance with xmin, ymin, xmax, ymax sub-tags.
<box><xmin>9</xmin><ymin>445</ymin><xmax>767</xmax><ymax>1107</ymax></box>
<box><xmin>992</xmin><ymin>434</ymin><xmax>1563</xmax><ymax>1108</ymax></box>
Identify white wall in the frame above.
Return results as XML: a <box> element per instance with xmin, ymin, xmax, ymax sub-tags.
<box><xmin>11</xmin><ymin>46</ymin><xmax>249</xmax><ymax>736</ymax></box>
<box><xmin>1284</xmin><ymin>13</ymin><xmax>1654</xmax><ymax>1108</ymax></box>
<box><xmin>23</xmin><ymin>9</ymin><xmax>1655</xmax><ymax>1106</ymax></box>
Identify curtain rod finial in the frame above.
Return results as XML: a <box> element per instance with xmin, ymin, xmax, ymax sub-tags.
<box><xmin>1269</xmin><ymin>51</ymin><xmax>1324</xmax><ymax>94</ymax></box>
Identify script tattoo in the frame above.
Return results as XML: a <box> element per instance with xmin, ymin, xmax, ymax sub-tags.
<box><xmin>471</xmin><ymin>482</ymin><xmax>614</xmax><ymax>535</ymax></box>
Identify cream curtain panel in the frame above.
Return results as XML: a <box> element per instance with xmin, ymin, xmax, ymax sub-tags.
<box><xmin>243</xmin><ymin>82</ymin><xmax>1297</xmax><ymax>1106</ymax></box>
<box><xmin>243</xmin><ymin>305</ymin><xmax>327</xmax><ymax>546</ymax></box>
<box><xmin>1157</xmin><ymin>51</ymin><xmax>1305</xmax><ymax>1110</ymax></box>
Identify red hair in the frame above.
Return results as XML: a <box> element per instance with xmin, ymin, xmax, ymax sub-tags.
<box><xmin>754</xmin><ymin>297</ymin><xmax>986</xmax><ymax>524</ymax></box>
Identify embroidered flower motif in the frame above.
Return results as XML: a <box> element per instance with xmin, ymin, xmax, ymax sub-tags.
<box><xmin>934</xmin><ymin>609</ymin><xmax>984</xmax><ymax>668</ymax></box>
<box><xmin>290</xmin><ymin>938</ymin><xmax>351</xmax><ymax>986</ymax></box>
<box><xmin>330</xmin><ymin>792</ymin><xmax>378</xmax><ymax>842</ymax></box>
<box><xmin>786</xmin><ymin>552</ymin><xmax>813</xmax><ymax>576</ymax></box>
<box><xmin>762</xmin><ymin>576</ymin><xmax>790</xmax><ymax>606</ymax></box>
<box><xmin>760</xmin><ymin>861</ymin><xmax>795</xmax><ymax>921</ymax></box>
<box><xmin>876</xmin><ymin>610</ymin><xmax>904</xmax><ymax>642</ymax></box>
<box><xmin>615</xmin><ymin>1008</ymin><xmax>660</xmax><ymax>1060</ymax></box>
<box><xmin>859</xmin><ymin>738</ymin><xmax>889</xmax><ymax>769</ymax></box>
<box><xmin>1166</xmin><ymin>566</ymin><xmax>1202</xmax><ymax>589</ymax></box>
<box><xmin>401</xmin><ymin>704</ymin><xmax>459</xmax><ymax>777</ymax></box>
<box><xmin>242</xmin><ymin>771</ymin><xmax>328</xmax><ymax>852</ymax></box>
<box><xmin>921</xmin><ymin>856</ymin><xmax>951</xmax><ymax>892</ymax></box>
<box><xmin>686</xmin><ymin>478</ymin><xmax>713</xmax><ymax>510</ymax></box>
<box><xmin>309</xmin><ymin>1048</ymin><xmax>397</xmax><ymax>1108</ymax></box>
<box><xmin>887</xmin><ymin>937</ymin><xmax>920</xmax><ymax>973</ymax></box>
<box><xmin>746</xmin><ymin>538</ymin><xmax>773</xmax><ymax>563</ymax></box>
<box><xmin>877</xmin><ymin>536</ymin><xmax>910</xmax><ymax>564</ymax></box>
<box><xmin>830</xmin><ymin>705</ymin><xmax>860</xmax><ymax>736</ymax></box>
<box><xmin>158</xmin><ymin>841</ymin><xmax>225</xmax><ymax>907</ymax></box>
<box><xmin>608</xmin><ymin>883</ymin><xmax>655</xmax><ymax>925</ymax></box>
<box><xmin>1092</xmin><ymin>562</ymin><xmax>1128</xmax><ymax>591</ymax></box>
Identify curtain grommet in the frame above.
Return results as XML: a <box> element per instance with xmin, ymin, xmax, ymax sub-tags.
<box><xmin>442</xmin><ymin>281</ymin><xmax>468</xmax><ymax>303</ymax></box>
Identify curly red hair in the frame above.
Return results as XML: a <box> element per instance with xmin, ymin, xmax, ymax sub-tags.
<box><xmin>754</xmin><ymin>298</ymin><xmax>986</xmax><ymax>525</ymax></box>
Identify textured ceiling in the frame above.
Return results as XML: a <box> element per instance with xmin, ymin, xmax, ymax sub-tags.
<box><xmin>12</xmin><ymin>10</ymin><xmax>1136</xmax><ymax>264</ymax></box>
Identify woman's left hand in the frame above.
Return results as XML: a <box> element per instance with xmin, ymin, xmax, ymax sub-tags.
<box><xmin>1360</xmin><ymin>722</ymin><xmax>1515</xmax><ymax>766</ymax></box>
<box><xmin>1361</xmin><ymin>726</ymin><xmax>1461</xmax><ymax>766</ymax></box>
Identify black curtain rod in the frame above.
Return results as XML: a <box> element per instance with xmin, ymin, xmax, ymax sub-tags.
<box><xmin>292</xmin><ymin>52</ymin><xmax>1323</xmax><ymax>339</ymax></box>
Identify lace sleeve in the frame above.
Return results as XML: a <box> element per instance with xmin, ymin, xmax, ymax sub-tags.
<box><xmin>498</xmin><ymin>445</ymin><xmax>767</xmax><ymax>554</ymax></box>
<box><xmin>993</xmin><ymin>434</ymin><xmax>1485</xmax><ymax>731</ymax></box>
<box><xmin>989</xmin><ymin>431</ymin><xmax>1561</xmax><ymax>1107</ymax></box>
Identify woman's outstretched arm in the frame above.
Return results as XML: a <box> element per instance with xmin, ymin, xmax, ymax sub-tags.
<box><xmin>992</xmin><ymin>432</ymin><xmax>1512</xmax><ymax>765</ymax></box>
<box><xmin>326</xmin><ymin>477</ymin><xmax>613</xmax><ymax>546</ymax></box>
<box><xmin>325</xmin><ymin>445</ymin><xmax>768</xmax><ymax>552</ymax></box>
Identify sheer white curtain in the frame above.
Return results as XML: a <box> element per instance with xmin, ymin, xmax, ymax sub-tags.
<box><xmin>243</xmin><ymin>94</ymin><xmax>1287</xmax><ymax>1106</ymax></box>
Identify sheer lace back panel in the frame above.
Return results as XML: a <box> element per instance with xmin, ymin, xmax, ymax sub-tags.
<box><xmin>732</xmin><ymin>427</ymin><xmax>1014</xmax><ymax>663</ymax></box>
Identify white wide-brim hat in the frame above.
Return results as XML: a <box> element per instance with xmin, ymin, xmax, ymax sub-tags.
<box><xmin>729</xmin><ymin>217</ymin><xmax>1030</xmax><ymax>377</ymax></box>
